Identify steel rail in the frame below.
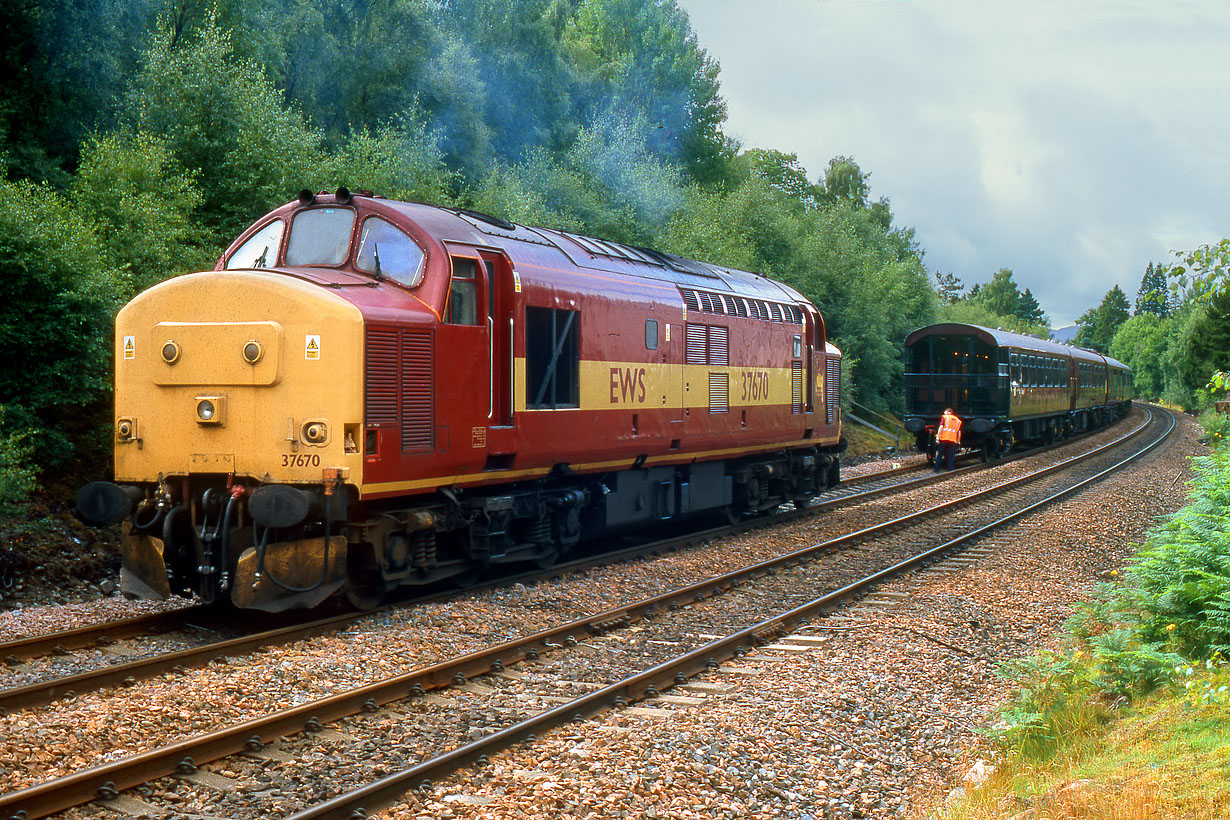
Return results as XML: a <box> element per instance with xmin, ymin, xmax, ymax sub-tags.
<box><xmin>287</xmin><ymin>407</ymin><xmax>1175</xmax><ymax>820</ymax></box>
<box><xmin>0</xmin><ymin>458</ymin><xmax>926</xmax><ymax>666</ymax></box>
<box><xmin>0</xmin><ymin>607</ymin><xmax>210</xmax><ymax>665</ymax></box>
<box><xmin>0</xmin><ymin>415</ymin><xmax>1091</xmax><ymax>667</ymax></box>
<box><xmin>0</xmin><ymin>406</ymin><xmax>1164</xmax><ymax>820</ymax></box>
<box><xmin>0</xmin><ymin>442</ymin><xmax>989</xmax><ymax>709</ymax></box>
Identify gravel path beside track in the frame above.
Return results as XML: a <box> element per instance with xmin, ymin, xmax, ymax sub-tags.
<box><xmin>0</xmin><ymin>409</ymin><xmax>1200</xmax><ymax>819</ymax></box>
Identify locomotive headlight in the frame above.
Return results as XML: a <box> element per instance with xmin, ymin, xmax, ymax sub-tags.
<box><xmin>195</xmin><ymin>396</ymin><xmax>224</xmax><ymax>425</ymax></box>
<box><xmin>161</xmin><ymin>340</ymin><xmax>181</xmax><ymax>364</ymax></box>
<box><xmin>242</xmin><ymin>340</ymin><xmax>263</xmax><ymax>364</ymax></box>
<box><xmin>302</xmin><ymin>420</ymin><xmax>329</xmax><ymax>445</ymax></box>
<box><xmin>116</xmin><ymin>417</ymin><xmax>137</xmax><ymax>442</ymax></box>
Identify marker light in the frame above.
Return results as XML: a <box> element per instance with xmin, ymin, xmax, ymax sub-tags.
<box><xmin>195</xmin><ymin>397</ymin><xmax>224</xmax><ymax>425</ymax></box>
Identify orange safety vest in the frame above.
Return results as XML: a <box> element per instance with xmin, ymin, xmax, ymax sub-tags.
<box><xmin>937</xmin><ymin>412</ymin><xmax>962</xmax><ymax>444</ymax></box>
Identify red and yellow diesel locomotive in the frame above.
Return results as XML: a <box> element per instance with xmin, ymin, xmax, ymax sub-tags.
<box><xmin>78</xmin><ymin>189</ymin><xmax>845</xmax><ymax>611</ymax></box>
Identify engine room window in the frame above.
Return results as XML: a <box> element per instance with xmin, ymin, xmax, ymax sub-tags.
<box><xmin>226</xmin><ymin>220</ymin><xmax>285</xmax><ymax>269</ymax></box>
<box><xmin>645</xmin><ymin>319</ymin><xmax>658</xmax><ymax>350</ymax></box>
<box><xmin>445</xmin><ymin>258</ymin><xmax>480</xmax><ymax>325</ymax></box>
<box><xmin>285</xmin><ymin>208</ymin><xmax>356</xmax><ymax>266</ymax></box>
<box><xmin>355</xmin><ymin>217</ymin><xmax>425</xmax><ymax>286</ymax></box>
<box><xmin>526</xmin><ymin>306</ymin><xmax>579</xmax><ymax>409</ymax></box>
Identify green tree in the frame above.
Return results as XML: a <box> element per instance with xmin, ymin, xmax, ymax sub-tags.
<box><xmin>969</xmin><ymin>268</ymin><xmax>1023</xmax><ymax>319</ymax></box>
<box><xmin>1135</xmin><ymin>261</ymin><xmax>1171</xmax><ymax>317</ymax></box>
<box><xmin>1074</xmin><ymin>285</ymin><xmax>1131</xmax><ymax>353</ymax></box>
<box><xmin>1018</xmin><ymin>288</ymin><xmax>1046</xmax><ymax>324</ymax></box>
<box><xmin>0</xmin><ymin>0</ymin><xmax>160</xmax><ymax>182</ymax></box>
<box><xmin>934</xmin><ymin>271</ymin><xmax>964</xmax><ymax>305</ymax></box>
<box><xmin>1175</xmin><ymin>287</ymin><xmax>1230</xmax><ymax>403</ymax></box>
<box><xmin>819</xmin><ymin>155</ymin><xmax>870</xmax><ymax>208</ymax></box>
<box><xmin>1167</xmin><ymin>237</ymin><xmax>1230</xmax><ymax>302</ymax></box>
<box><xmin>329</xmin><ymin>115</ymin><xmax>457</xmax><ymax>205</ymax></box>
<box><xmin>563</xmin><ymin>0</ymin><xmax>731</xmax><ymax>186</ymax></box>
<box><xmin>937</xmin><ymin>300</ymin><xmax>1046</xmax><ymax>337</ymax></box>
<box><xmin>1166</xmin><ymin>239</ymin><xmax>1230</xmax><ymax>395</ymax></box>
<box><xmin>71</xmin><ymin>132</ymin><xmax>208</xmax><ymax>292</ymax></box>
<box><xmin>129</xmin><ymin>16</ymin><xmax>328</xmax><ymax>243</ymax></box>
<box><xmin>0</xmin><ymin>176</ymin><xmax>120</xmax><ymax>475</ymax></box>
<box><xmin>1109</xmin><ymin>313</ymin><xmax>1171</xmax><ymax>399</ymax></box>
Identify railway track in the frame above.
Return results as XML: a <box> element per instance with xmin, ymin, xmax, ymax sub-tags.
<box><xmin>0</xmin><ymin>451</ymin><xmax>980</xmax><ymax>712</ymax></box>
<box><xmin>0</xmin><ymin>417</ymin><xmax>1108</xmax><ymax>714</ymax></box>
<box><xmin>0</xmin><ymin>405</ymin><xmax>1172</xmax><ymax>820</ymax></box>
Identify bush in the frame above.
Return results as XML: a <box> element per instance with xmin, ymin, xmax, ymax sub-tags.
<box><xmin>993</xmin><ymin>647</ymin><xmax>1113</xmax><ymax>759</ymax></box>
<box><xmin>0</xmin><ymin>419</ymin><xmax>38</xmax><ymax>519</ymax></box>
<box><xmin>1196</xmin><ymin>408</ymin><xmax>1230</xmax><ymax>449</ymax></box>
<box><xmin>1121</xmin><ymin>447</ymin><xmax>1230</xmax><ymax>659</ymax></box>
<box><xmin>0</xmin><ymin>176</ymin><xmax>118</xmax><ymax>476</ymax></box>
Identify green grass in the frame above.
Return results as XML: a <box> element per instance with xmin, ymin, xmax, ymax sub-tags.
<box><xmin>928</xmin><ymin>663</ymin><xmax>1230</xmax><ymax>820</ymax></box>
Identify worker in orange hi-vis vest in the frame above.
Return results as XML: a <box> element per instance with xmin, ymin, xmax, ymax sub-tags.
<box><xmin>934</xmin><ymin>408</ymin><xmax>962</xmax><ymax>473</ymax></box>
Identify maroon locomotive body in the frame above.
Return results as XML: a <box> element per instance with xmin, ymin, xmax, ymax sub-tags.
<box><xmin>79</xmin><ymin>189</ymin><xmax>845</xmax><ymax>610</ymax></box>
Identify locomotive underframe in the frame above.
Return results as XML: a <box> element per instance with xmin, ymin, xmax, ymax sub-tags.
<box><xmin>113</xmin><ymin>444</ymin><xmax>843</xmax><ymax>611</ymax></box>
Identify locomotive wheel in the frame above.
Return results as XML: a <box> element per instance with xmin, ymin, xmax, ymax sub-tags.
<box><xmin>346</xmin><ymin>573</ymin><xmax>389</xmax><ymax>610</ymax></box>
<box><xmin>793</xmin><ymin>496</ymin><xmax>813</xmax><ymax>510</ymax></box>
<box><xmin>534</xmin><ymin>549</ymin><xmax>561</xmax><ymax>570</ymax></box>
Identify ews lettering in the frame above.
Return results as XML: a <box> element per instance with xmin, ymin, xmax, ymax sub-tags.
<box><xmin>609</xmin><ymin>367</ymin><xmax>648</xmax><ymax>404</ymax></box>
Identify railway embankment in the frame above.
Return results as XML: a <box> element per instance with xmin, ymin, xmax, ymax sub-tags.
<box><xmin>927</xmin><ymin>408</ymin><xmax>1230</xmax><ymax>820</ymax></box>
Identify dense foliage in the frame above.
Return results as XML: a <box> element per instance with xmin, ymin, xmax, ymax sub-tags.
<box><xmin>995</xmin><ymin>412</ymin><xmax>1230</xmax><ymax>758</ymax></box>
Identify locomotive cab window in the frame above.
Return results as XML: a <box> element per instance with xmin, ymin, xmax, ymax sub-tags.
<box><xmin>285</xmin><ymin>207</ymin><xmax>355</xmax><ymax>266</ymax></box>
<box><xmin>226</xmin><ymin>220</ymin><xmax>285</xmax><ymax>269</ymax></box>
<box><xmin>645</xmin><ymin>319</ymin><xmax>659</xmax><ymax>350</ymax></box>
<box><xmin>356</xmin><ymin>217</ymin><xmax>425</xmax><ymax>286</ymax></box>
<box><xmin>445</xmin><ymin>258</ymin><xmax>480</xmax><ymax>325</ymax></box>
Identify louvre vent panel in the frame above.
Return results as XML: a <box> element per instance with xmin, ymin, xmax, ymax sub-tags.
<box><xmin>365</xmin><ymin>329</ymin><xmax>400</xmax><ymax>425</ymax></box>
<box><xmin>792</xmin><ymin>361</ymin><xmax>804</xmax><ymax>414</ymax></box>
<box><xmin>826</xmin><ymin>357</ymin><xmax>841</xmax><ymax>425</ymax></box>
<box><xmin>400</xmin><ymin>330</ymin><xmax>434</xmax><ymax>452</ymax></box>
<box><xmin>685</xmin><ymin>324</ymin><xmax>707</xmax><ymax>364</ymax></box>
<box><xmin>680</xmin><ymin>288</ymin><xmax>700</xmax><ymax>311</ymax></box>
<box><xmin>708</xmin><ymin>326</ymin><xmax>729</xmax><ymax>366</ymax></box>
<box><xmin>708</xmin><ymin>372</ymin><xmax>730</xmax><ymax>412</ymax></box>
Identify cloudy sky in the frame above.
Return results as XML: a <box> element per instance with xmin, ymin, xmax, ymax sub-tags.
<box><xmin>676</xmin><ymin>0</ymin><xmax>1230</xmax><ymax>326</ymax></box>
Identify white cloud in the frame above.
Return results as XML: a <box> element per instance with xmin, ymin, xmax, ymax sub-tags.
<box><xmin>678</xmin><ymin>0</ymin><xmax>1230</xmax><ymax>325</ymax></box>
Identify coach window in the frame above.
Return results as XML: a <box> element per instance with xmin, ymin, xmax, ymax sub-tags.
<box><xmin>445</xmin><ymin>258</ymin><xmax>480</xmax><ymax>325</ymax></box>
<box><xmin>355</xmin><ymin>217</ymin><xmax>425</xmax><ymax>286</ymax></box>
<box><xmin>226</xmin><ymin>220</ymin><xmax>285</xmax><ymax>269</ymax></box>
